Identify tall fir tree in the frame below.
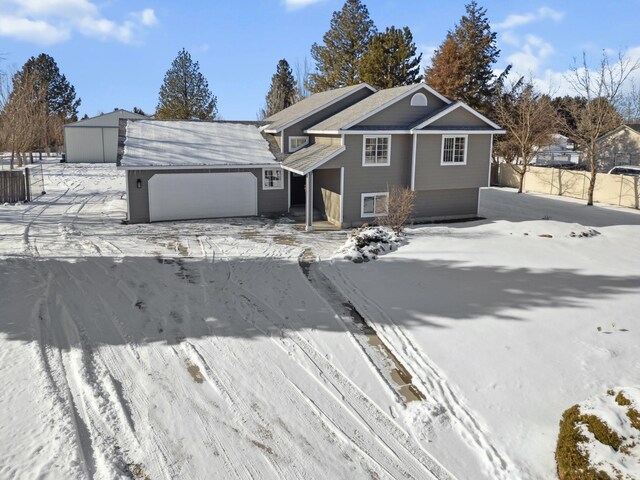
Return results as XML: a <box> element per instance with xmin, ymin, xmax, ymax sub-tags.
<box><xmin>263</xmin><ymin>59</ymin><xmax>297</xmax><ymax>118</ymax></box>
<box><xmin>359</xmin><ymin>26</ymin><xmax>422</xmax><ymax>89</ymax></box>
<box><xmin>306</xmin><ymin>0</ymin><xmax>376</xmax><ymax>93</ymax></box>
<box><xmin>156</xmin><ymin>49</ymin><xmax>217</xmax><ymax>120</ymax></box>
<box><xmin>16</xmin><ymin>53</ymin><xmax>80</xmax><ymax>122</ymax></box>
<box><xmin>424</xmin><ymin>1</ymin><xmax>501</xmax><ymax>112</ymax></box>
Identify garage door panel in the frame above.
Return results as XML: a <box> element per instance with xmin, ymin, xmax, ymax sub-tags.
<box><xmin>148</xmin><ymin>172</ymin><xmax>257</xmax><ymax>222</ymax></box>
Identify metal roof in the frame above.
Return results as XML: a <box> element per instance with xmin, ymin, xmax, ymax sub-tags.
<box><xmin>120</xmin><ymin>120</ymin><xmax>279</xmax><ymax>168</ymax></box>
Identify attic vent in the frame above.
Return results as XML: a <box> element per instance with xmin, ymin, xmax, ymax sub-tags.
<box><xmin>410</xmin><ymin>93</ymin><xmax>428</xmax><ymax>107</ymax></box>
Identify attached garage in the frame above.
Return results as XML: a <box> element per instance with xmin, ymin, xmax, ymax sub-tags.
<box><xmin>118</xmin><ymin>120</ymin><xmax>288</xmax><ymax>223</ymax></box>
<box><xmin>148</xmin><ymin>172</ymin><xmax>257</xmax><ymax>222</ymax></box>
<box><xmin>64</xmin><ymin>109</ymin><xmax>146</xmax><ymax>163</ymax></box>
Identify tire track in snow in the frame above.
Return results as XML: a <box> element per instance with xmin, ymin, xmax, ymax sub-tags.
<box><xmin>326</xmin><ymin>265</ymin><xmax>516</xmax><ymax>479</ymax></box>
<box><xmin>204</xmin><ymin>244</ymin><xmax>455</xmax><ymax>480</ymax></box>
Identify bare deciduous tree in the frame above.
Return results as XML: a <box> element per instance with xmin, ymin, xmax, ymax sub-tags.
<box><xmin>565</xmin><ymin>50</ymin><xmax>639</xmax><ymax>205</ymax></box>
<box><xmin>376</xmin><ymin>185</ymin><xmax>416</xmax><ymax>233</ymax></box>
<box><xmin>493</xmin><ymin>79</ymin><xmax>560</xmax><ymax>193</ymax></box>
<box><xmin>619</xmin><ymin>80</ymin><xmax>640</xmax><ymax>122</ymax></box>
<box><xmin>0</xmin><ymin>70</ymin><xmax>48</xmax><ymax>169</ymax></box>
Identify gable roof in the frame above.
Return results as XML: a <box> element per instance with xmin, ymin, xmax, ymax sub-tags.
<box><xmin>306</xmin><ymin>83</ymin><xmax>451</xmax><ymax>133</ymax></box>
<box><xmin>66</xmin><ymin>109</ymin><xmax>146</xmax><ymax>128</ymax></box>
<box><xmin>411</xmin><ymin>101</ymin><xmax>502</xmax><ymax>131</ymax></box>
<box><xmin>597</xmin><ymin>123</ymin><xmax>640</xmax><ymax>142</ymax></box>
<box><xmin>119</xmin><ymin>120</ymin><xmax>278</xmax><ymax>169</ymax></box>
<box><xmin>262</xmin><ymin>83</ymin><xmax>376</xmax><ymax>133</ymax></box>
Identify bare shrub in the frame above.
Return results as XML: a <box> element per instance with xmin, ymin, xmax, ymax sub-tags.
<box><xmin>376</xmin><ymin>186</ymin><xmax>416</xmax><ymax>233</ymax></box>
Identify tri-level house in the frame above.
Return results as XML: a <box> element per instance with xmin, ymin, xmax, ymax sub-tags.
<box><xmin>117</xmin><ymin>82</ymin><xmax>504</xmax><ymax>228</ymax></box>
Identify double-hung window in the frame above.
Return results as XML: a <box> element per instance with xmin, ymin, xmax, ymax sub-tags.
<box><xmin>363</xmin><ymin>135</ymin><xmax>391</xmax><ymax>166</ymax></box>
<box><xmin>263</xmin><ymin>168</ymin><xmax>283</xmax><ymax>190</ymax></box>
<box><xmin>441</xmin><ymin>135</ymin><xmax>467</xmax><ymax>165</ymax></box>
<box><xmin>361</xmin><ymin>192</ymin><xmax>388</xmax><ymax>218</ymax></box>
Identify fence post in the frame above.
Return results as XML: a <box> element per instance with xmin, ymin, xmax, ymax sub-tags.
<box><xmin>25</xmin><ymin>168</ymin><xmax>31</xmax><ymax>202</ymax></box>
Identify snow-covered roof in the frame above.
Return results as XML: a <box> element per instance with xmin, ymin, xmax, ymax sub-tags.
<box><xmin>120</xmin><ymin>120</ymin><xmax>279</xmax><ymax>168</ymax></box>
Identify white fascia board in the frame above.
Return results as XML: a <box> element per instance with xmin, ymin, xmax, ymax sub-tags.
<box><xmin>342</xmin><ymin>130</ymin><xmax>410</xmax><ymax>135</ymax></box>
<box><xmin>117</xmin><ymin>163</ymin><xmax>280</xmax><ymax>171</ymax></box>
<box><xmin>341</xmin><ymin>84</ymin><xmax>452</xmax><ymax>131</ymax></box>
<box><xmin>411</xmin><ymin>129</ymin><xmax>506</xmax><ymax>135</ymax></box>
<box><xmin>282</xmin><ymin>165</ymin><xmax>305</xmax><ymax>175</ymax></box>
<box><xmin>304</xmin><ymin>129</ymin><xmax>341</xmax><ymax>135</ymax></box>
<box><xmin>261</xmin><ymin>128</ymin><xmax>277</xmax><ymax>134</ymax></box>
<box><xmin>413</xmin><ymin>101</ymin><xmax>503</xmax><ymax>130</ymax></box>
<box><xmin>421</xmin><ymin>83</ymin><xmax>453</xmax><ymax>105</ymax></box>
<box><xmin>272</xmin><ymin>84</ymin><xmax>377</xmax><ymax>133</ymax></box>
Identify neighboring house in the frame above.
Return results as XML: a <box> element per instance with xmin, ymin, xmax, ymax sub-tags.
<box><xmin>533</xmin><ymin>134</ymin><xmax>580</xmax><ymax>166</ymax></box>
<box><xmin>597</xmin><ymin>123</ymin><xmax>640</xmax><ymax>170</ymax></box>
<box><xmin>65</xmin><ymin>109</ymin><xmax>146</xmax><ymax>163</ymax></box>
<box><xmin>118</xmin><ymin>83</ymin><xmax>504</xmax><ymax>228</ymax></box>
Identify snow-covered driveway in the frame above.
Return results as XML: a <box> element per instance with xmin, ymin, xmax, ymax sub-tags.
<box><xmin>0</xmin><ymin>164</ymin><xmax>459</xmax><ymax>479</ymax></box>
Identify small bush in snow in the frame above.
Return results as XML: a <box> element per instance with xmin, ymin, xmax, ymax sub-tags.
<box><xmin>376</xmin><ymin>186</ymin><xmax>416</xmax><ymax>233</ymax></box>
<box><xmin>334</xmin><ymin>225</ymin><xmax>405</xmax><ymax>263</ymax></box>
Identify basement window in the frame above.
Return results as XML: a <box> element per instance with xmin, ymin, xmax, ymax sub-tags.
<box><xmin>263</xmin><ymin>168</ymin><xmax>284</xmax><ymax>190</ymax></box>
<box><xmin>288</xmin><ymin>136</ymin><xmax>309</xmax><ymax>153</ymax></box>
<box><xmin>361</xmin><ymin>192</ymin><xmax>388</xmax><ymax>218</ymax></box>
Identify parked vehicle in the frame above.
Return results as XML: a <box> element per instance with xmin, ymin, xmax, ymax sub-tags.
<box><xmin>607</xmin><ymin>165</ymin><xmax>640</xmax><ymax>176</ymax></box>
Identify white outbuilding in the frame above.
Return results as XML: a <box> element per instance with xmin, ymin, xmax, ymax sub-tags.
<box><xmin>64</xmin><ymin>109</ymin><xmax>147</xmax><ymax>163</ymax></box>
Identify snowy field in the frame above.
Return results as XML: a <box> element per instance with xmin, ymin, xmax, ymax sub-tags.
<box><xmin>1</xmin><ymin>163</ymin><xmax>639</xmax><ymax>479</ymax></box>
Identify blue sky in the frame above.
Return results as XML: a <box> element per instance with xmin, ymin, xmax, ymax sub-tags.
<box><xmin>1</xmin><ymin>0</ymin><xmax>639</xmax><ymax>120</ymax></box>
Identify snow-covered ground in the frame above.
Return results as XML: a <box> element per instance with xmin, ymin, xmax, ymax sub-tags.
<box><xmin>324</xmin><ymin>187</ymin><xmax>640</xmax><ymax>479</ymax></box>
<box><xmin>2</xmin><ymin>163</ymin><xmax>639</xmax><ymax>479</ymax></box>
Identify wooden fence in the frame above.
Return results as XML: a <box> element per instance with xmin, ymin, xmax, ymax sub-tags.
<box><xmin>498</xmin><ymin>164</ymin><xmax>640</xmax><ymax>209</ymax></box>
<box><xmin>0</xmin><ymin>170</ymin><xmax>27</xmax><ymax>203</ymax></box>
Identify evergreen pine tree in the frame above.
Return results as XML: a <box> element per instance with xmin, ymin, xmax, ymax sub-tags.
<box><xmin>424</xmin><ymin>1</ymin><xmax>501</xmax><ymax>111</ymax></box>
<box><xmin>307</xmin><ymin>0</ymin><xmax>376</xmax><ymax>93</ymax></box>
<box><xmin>359</xmin><ymin>26</ymin><xmax>422</xmax><ymax>89</ymax></box>
<box><xmin>264</xmin><ymin>59</ymin><xmax>297</xmax><ymax>118</ymax></box>
<box><xmin>156</xmin><ymin>49</ymin><xmax>217</xmax><ymax>120</ymax></box>
<box><xmin>16</xmin><ymin>53</ymin><xmax>80</xmax><ymax>121</ymax></box>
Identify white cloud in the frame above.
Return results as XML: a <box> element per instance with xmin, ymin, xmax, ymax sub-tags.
<box><xmin>495</xmin><ymin>6</ymin><xmax>564</xmax><ymax>30</ymax></box>
<box><xmin>139</xmin><ymin>8</ymin><xmax>158</xmax><ymax>27</ymax></box>
<box><xmin>0</xmin><ymin>15</ymin><xmax>69</xmax><ymax>45</ymax></box>
<box><xmin>0</xmin><ymin>0</ymin><xmax>157</xmax><ymax>44</ymax></box>
<box><xmin>283</xmin><ymin>0</ymin><xmax>324</xmax><ymax>11</ymax></box>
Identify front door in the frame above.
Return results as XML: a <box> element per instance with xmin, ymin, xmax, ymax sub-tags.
<box><xmin>291</xmin><ymin>174</ymin><xmax>306</xmax><ymax>205</ymax></box>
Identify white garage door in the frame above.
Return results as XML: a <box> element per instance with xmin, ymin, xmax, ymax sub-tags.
<box><xmin>148</xmin><ymin>172</ymin><xmax>257</xmax><ymax>222</ymax></box>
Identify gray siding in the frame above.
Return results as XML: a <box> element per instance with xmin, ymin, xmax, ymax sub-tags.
<box><xmin>429</xmin><ymin>108</ymin><xmax>489</xmax><ymax>127</ymax></box>
<box><xmin>313</xmin><ymin>168</ymin><xmax>341</xmax><ymax>225</ymax></box>
<box><xmin>281</xmin><ymin>88</ymin><xmax>372</xmax><ymax>152</ymax></box>
<box><xmin>126</xmin><ymin>168</ymin><xmax>288</xmax><ymax>223</ymax></box>
<box><xmin>313</xmin><ymin>135</ymin><xmax>342</xmax><ymax>145</ymax></box>
<box><xmin>356</xmin><ymin>90</ymin><xmax>448</xmax><ymax>128</ymax></box>
<box><xmin>414</xmin><ymin>134</ymin><xmax>491</xmax><ymax>191</ymax></box>
<box><xmin>413</xmin><ymin>188</ymin><xmax>479</xmax><ymax>219</ymax></box>
<box><xmin>321</xmin><ymin>134</ymin><xmax>412</xmax><ymax>225</ymax></box>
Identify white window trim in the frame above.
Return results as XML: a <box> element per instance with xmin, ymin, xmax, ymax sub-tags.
<box><xmin>262</xmin><ymin>168</ymin><xmax>284</xmax><ymax>190</ymax></box>
<box><xmin>440</xmin><ymin>134</ymin><xmax>468</xmax><ymax>166</ymax></box>
<box><xmin>288</xmin><ymin>136</ymin><xmax>309</xmax><ymax>153</ymax></box>
<box><xmin>362</xmin><ymin>135</ymin><xmax>391</xmax><ymax>167</ymax></box>
<box><xmin>410</xmin><ymin>92</ymin><xmax>428</xmax><ymax>107</ymax></box>
<box><xmin>360</xmin><ymin>192</ymin><xmax>389</xmax><ymax>218</ymax></box>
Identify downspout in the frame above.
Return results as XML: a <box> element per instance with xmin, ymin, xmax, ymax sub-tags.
<box><xmin>305</xmin><ymin>171</ymin><xmax>314</xmax><ymax>232</ymax></box>
<box><xmin>411</xmin><ymin>133</ymin><xmax>417</xmax><ymax>190</ymax></box>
